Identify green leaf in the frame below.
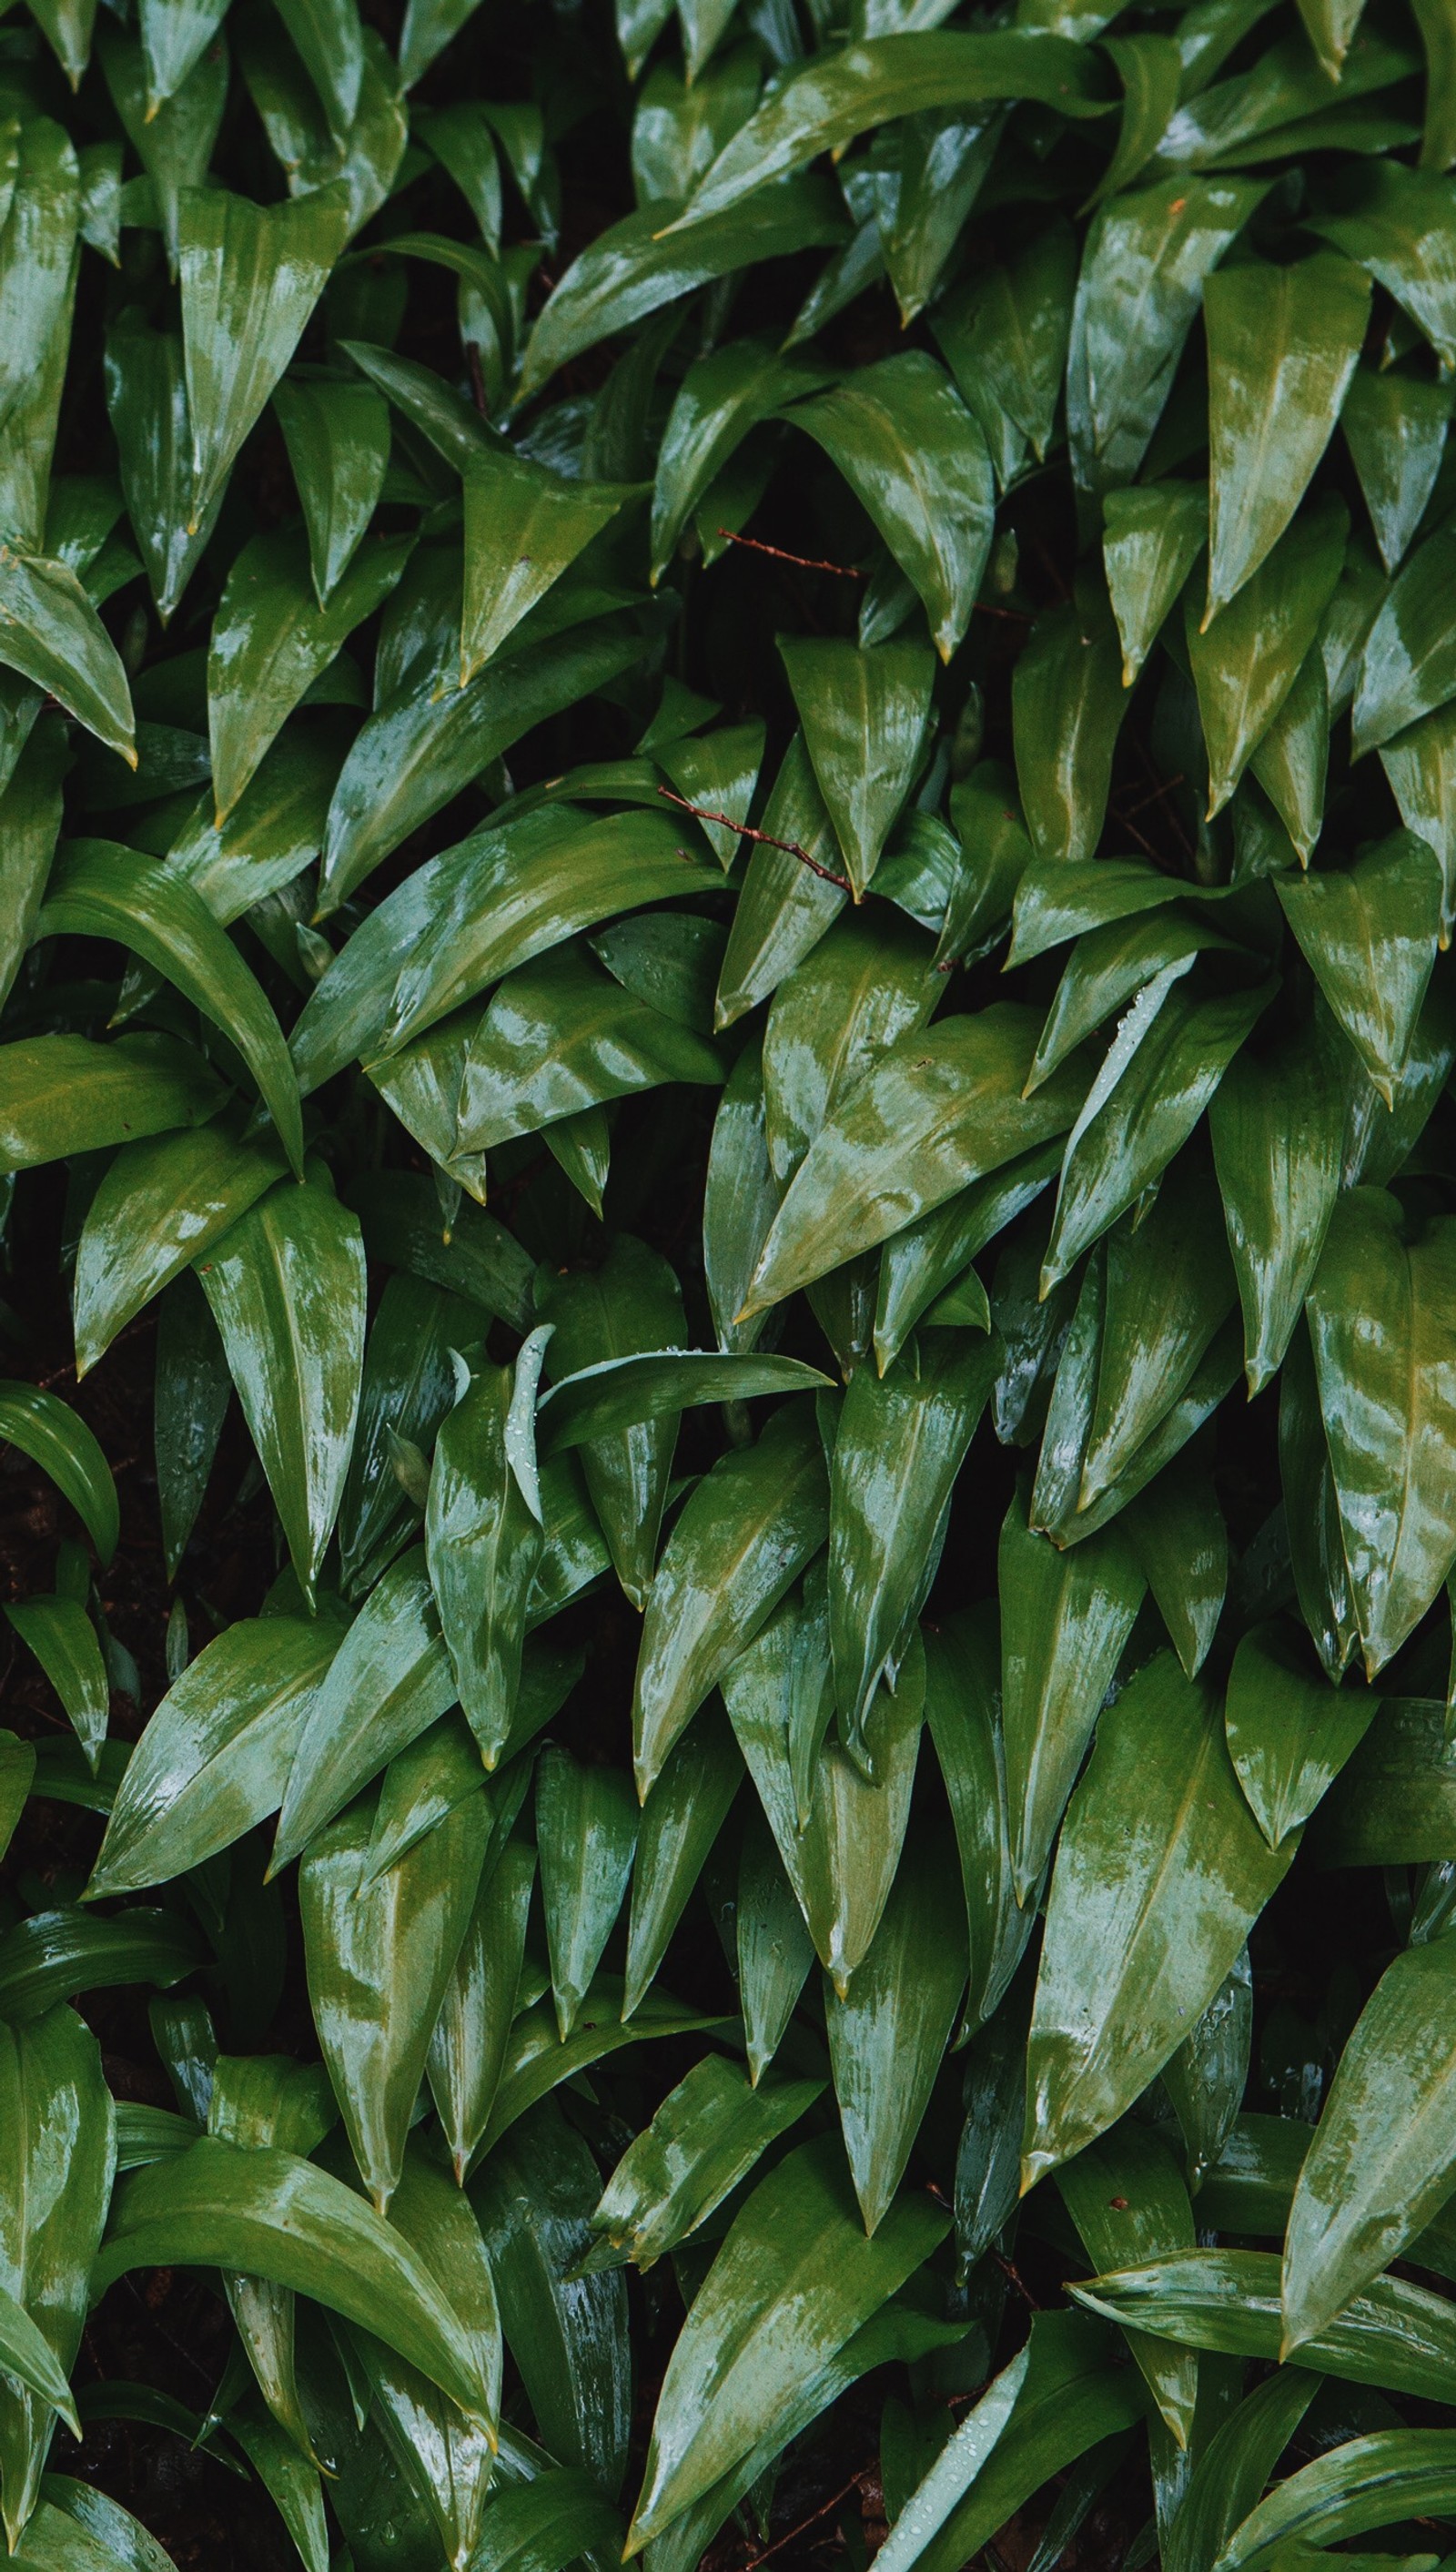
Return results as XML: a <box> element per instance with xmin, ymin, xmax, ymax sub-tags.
<box><xmin>1126</xmin><ymin>1459</ymin><xmax>1228</xmax><ymax>1679</ymax></box>
<box><xmin>38</xmin><ymin>842</ymin><xmax>304</xmax><ymax>1174</ymax></box>
<box><xmin>626</xmin><ymin>2131</ymin><xmax>948</xmax><ymax>2551</ymax></box>
<box><xmin>829</xmin><ymin>1333</ymin><xmax>995</xmax><ymax>1751</ymax></box>
<box><xmin>1204</xmin><ymin>255</ymin><xmax>1370</xmax><ymax>620</ymax></box>
<box><xmin>1162</xmin><ymin>2365</ymin><xmax>1320</xmax><ymax>2572</ymax></box>
<box><xmin>786</xmin><ymin>353</ymin><xmax>994</xmax><ymax>661</ymax></box>
<box><xmin>713</xmin><ymin>734</ymin><xmax>847</xmax><ymax>1031</ymax></box>
<box><xmin>300</xmin><ymin>1788</ymin><xmax>486</xmax><ymax>2211</ymax></box>
<box><xmin>870</xmin><ymin>2347</ymin><xmax>1029</xmax><ymax>2572</ymax></box>
<box><xmin>1276</xmin><ymin>833</ymin><xmax>1441</xmax><ymax>1105</ymax></box>
<box><xmin>0</xmin><ymin>1909</ymin><xmax>199</xmax><ymax>2021</ymax></box>
<box><xmin>207</xmin><ymin>526</ymin><xmax>411</xmax><ymax>820</ymax></box>
<box><xmin>198</xmin><ymin>1178</ymin><xmax>365</xmax><ymax>1605</ymax></box>
<box><xmin>0</xmin><ymin>2009</ymin><xmax>115</xmax><ymax>2547</ymax></box>
<box><xmin>1307</xmin><ymin>1189</ymin><xmax>1456</xmax><ymax>1675</ymax></box>
<box><xmin>589</xmin><ymin>2053</ymin><xmax>821</xmax><ymax>2269</ymax></box>
<box><xmin>1083</xmin><ymin>1151</ymin><xmax>1238</xmax><ymax>1502</ymax></box>
<box><xmin>535</xmin><ymin>1236</ymin><xmax>686</xmax><ymax>1609</ymax></box>
<box><xmin>668</xmin><ymin>32</ymin><xmax>1106</xmax><ymax>228</ymax></box>
<box><xmin>1223</xmin><ymin>1617</ymin><xmax>1374</xmax><ymax>1851</ymax></box>
<box><xmin>426</xmin><ymin>1364</ymin><xmax>541</xmax><ymax>1768</ymax></box>
<box><xmin>633</xmin><ymin>1402</ymin><xmax>828</xmax><ymax>1796</ymax></box>
<box><xmin>0</xmin><ymin>1383</ymin><xmax>118</xmax><ymax>1564</ymax></box>
<box><xmin>1282</xmin><ymin>1929</ymin><xmax>1456</xmax><ymax>2352</ymax></box>
<box><xmin>1342</xmin><ymin>364</ymin><xmax>1451</xmax><ymax>577</ymax></box>
<box><xmin>1023</xmin><ymin>1652</ymin><xmax>1297</xmax><ymax>2184</ymax></box>
<box><xmin>1353</xmin><ymin>520</ymin><xmax>1456</xmax><ymax>760</ymax></box>
<box><xmin>1209</xmin><ymin>2428</ymin><xmax>1456</xmax><ymax>2572</ymax></box>
<box><xmin>826</xmin><ymin>1822</ymin><xmax>966</xmax><ymax>2233</ymax></box>
<box><xmin>272</xmin><ymin>1548</ymin><xmax>454</xmax><ymax>1870</ymax></box>
<box><xmin>75</xmin><ymin>1125</ymin><xmax>289</xmax><ymax>1380</ymax></box>
<box><xmin>138</xmin><ymin>0</ymin><xmax>226</xmax><ymax>113</ymax></box>
<box><xmin>924</xmin><ymin>1607</ymin><xmax>1036</xmax><ymax>2032</ymax></box>
<box><xmin>1102</xmin><ymin>481</ymin><xmax>1208</xmax><ymax>689</ymax></box>
<box><xmin>1209</xmin><ymin>1012</ymin><xmax>1346</xmax><ymax>1395</ymax></box>
<box><xmin>428</xmin><ymin>1836</ymin><xmax>535</xmax><ymax>2181</ymax></box>
<box><xmin>179</xmin><ymin>183</ymin><xmax>353</xmax><ymax>519</ymax></box>
<box><xmin>1042</xmin><ymin>978</ymin><xmax>1272</xmax><ymax>1292</ymax></box>
<box><xmin>650</xmin><ymin>339</ymin><xmax>828</xmax><ymax>580</ymax></box>
<box><xmin>0</xmin><ymin>549</ymin><xmax>133</xmax><ymax>762</ymax></box>
<box><xmin>1188</xmin><ymin>496</ymin><xmax>1348</xmax><ymax>815</ymax></box>
<box><xmin>451</xmin><ymin>946</ymin><xmax>725</xmax><ymax>1156</ymax></box>
<box><xmin>471</xmin><ymin>2101</ymin><xmax>631</xmax><ymax>2497</ymax></box>
<box><xmin>1013</xmin><ymin>572</ymin><xmax>1127</xmax><ymax>867</ymax></box>
<box><xmin>778</xmin><ymin>635</ymin><xmax>934</xmax><ymax>896</ymax></box>
<box><xmin>0</xmin><ymin>119</ymin><xmax>80</xmax><ymax>463</ymax></box>
<box><xmin>744</xmin><ymin>1005</ymin><xmax>1087</xmax><ymax>1317</ymax></box>
<box><xmin>726</xmin><ymin>1601</ymin><xmax>924</xmax><ymax>1992</ymax></box>
<box><xmin>272</xmin><ymin>372</ymin><xmax>389</xmax><ymax>607</ymax></box>
<box><xmin>764</xmin><ymin>912</ymin><xmax>938</xmax><ymax>1186</ymax></box>
<box><xmin>998</xmin><ymin>1488</ymin><xmax>1145</xmax><ymax>1904</ymax></box>
<box><xmin>537</xmin><ymin>1747</ymin><xmax>638</xmax><ymax>2040</ymax></box>
<box><xmin>932</xmin><ymin>224</ymin><xmax>1075</xmax><ymax>478</ymax></box>
<box><xmin>1056</xmin><ymin>2122</ymin><xmax>1197</xmax><ymax>2448</ymax></box>
<box><xmin>1072</xmin><ymin>2245</ymin><xmax>1456</xmax><ymax>2409</ymax></box>
<box><xmin>5</xmin><ymin>1597</ymin><xmax>108</xmax><ymax>1773</ymax></box>
<box><xmin>462</xmin><ymin>450</ymin><xmax>632</xmax><ymax>684</ymax></box>
<box><xmin>1310</xmin><ymin>161</ymin><xmax>1456</xmax><ymax>365</ymax></box>
<box><xmin>104</xmin><ymin>315</ymin><xmax>223</xmax><ymax>623</ymax></box>
<box><xmin>1067</xmin><ymin>174</ymin><xmax>1266</xmax><ymax>492</ymax></box>
<box><xmin>94</xmin><ymin>2139</ymin><xmax>495</xmax><ymax>2422</ymax></box>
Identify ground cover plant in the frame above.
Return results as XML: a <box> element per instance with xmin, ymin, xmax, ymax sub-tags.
<box><xmin>8</xmin><ymin>0</ymin><xmax>1456</xmax><ymax>2563</ymax></box>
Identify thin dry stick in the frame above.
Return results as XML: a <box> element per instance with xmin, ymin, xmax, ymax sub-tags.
<box><xmin>738</xmin><ymin>2470</ymin><xmax>872</xmax><ymax>2572</ymax></box>
<box><xmin>716</xmin><ymin>527</ymin><xmax>865</xmax><ymax>578</ymax></box>
<box><xmin>656</xmin><ymin>785</ymin><xmax>852</xmax><ymax>892</ymax></box>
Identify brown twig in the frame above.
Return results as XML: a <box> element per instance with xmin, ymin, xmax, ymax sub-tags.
<box><xmin>716</xmin><ymin>527</ymin><xmax>865</xmax><ymax>578</ymax></box>
<box><xmin>994</xmin><ymin>2249</ymin><xmax>1041</xmax><ymax>2310</ymax></box>
<box><xmin>656</xmin><ymin>786</ymin><xmax>852</xmax><ymax>892</ymax></box>
<box><xmin>738</xmin><ymin>2471</ymin><xmax>872</xmax><ymax>2570</ymax></box>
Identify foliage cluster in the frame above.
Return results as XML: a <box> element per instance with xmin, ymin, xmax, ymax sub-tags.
<box><xmin>5</xmin><ymin>0</ymin><xmax>1456</xmax><ymax>2563</ymax></box>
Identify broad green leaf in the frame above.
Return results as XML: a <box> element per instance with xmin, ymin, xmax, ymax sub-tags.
<box><xmin>198</xmin><ymin>1179</ymin><xmax>365</xmax><ymax>1605</ymax></box>
<box><xmin>874</xmin><ymin>1143</ymin><xmax>1060</xmax><ymax>1376</ymax></box>
<box><xmin>1307</xmin><ymin>1189</ymin><xmax>1456</xmax><ymax>1675</ymax></box>
<box><xmin>1042</xmin><ymin>977</ymin><xmax>1271</xmax><ymax>1291</ymax></box>
<box><xmin>1223</xmin><ymin>1617</ymin><xmax>1375</xmax><ymax>1852</ymax></box>
<box><xmin>0</xmin><ymin>1909</ymin><xmax>199</xmax><ymax>2021</ymax></box>
<box><xmin>765</xmin><ymin>912</ymin><xmax>936</xmax><ymax>1187</ymax></box>
<box><xmin>1103</xmin><ymin>481</ymin><xmax>1208</xmax><ymax>688</ymax></box>
<box><xmin>1188</xmin><ymin>496</ymin><xmax>1348</xmax><ymax>815</ymax></box>
<box><xmin>1072</xmin><ymin>2246</ymin><xmax>1456</xmax><ymax>2409</ymax></box>
<box><xmin>778</xmin><ymin>634</ymin><xmax>934</xmax><ymax>896</ymax></box>
<box><xmin>300</xmin><ymin>1788</ymin><xmax>486</xmax><ymax>2210</ymax></box>
<box><xmin>1381</xmin><ymin>700</ymin><xmax>1456</xmax><ymax>946</ymax></box>
<box><xmin>274</xmin><ymin>0</ymin><xmax>365</xmax><ymax>137</ymax></box>
<box><xmin>272</xmin><ymin>1550</ymin><xmax>454</xmax><ymax>1870</ymax></box>
<box><xmin>0</xmin><ymin>2009</ymin><xmax>115</xmax><ymax>2547</ymax></box>
<box><xmin>0</xmin><ymin>1738</ymin><xmax>34</xmax><ymax>1872</ymax></box>
<box><xmin>138</xmin><ymin>0</ymin><xmax>226</xmax><ymax>111</ymax></box>
<box><xmin>273</xmin><ymin>372</ymin><xmax>389</xmax><ymax>606</ymax></box>
<box><xmin>1310</xmin><ymin>161</ymin><xmax>1456</xmax><ymax>365</ymax></box>
<box><xmin>998</xmin><ymin>1488</ymin><xmax>1145</xmax><ymax>1904</ymax></box>
<box><xmin>589</xmin><ymin>2055</ymin><xmax>821</xmax><ymax>2270</ymax></box>
<box><xmin>537</xmin><ymin>1747</ymin><xmax>637</xmax><ymax>2039</ymax></box>
<box><xmin>1210</xmin><ymin>2428</ymin><xmax>1456</xmax><ymax>2571</ymax></box>
<box><xmin>829</xmin><ymin>1333</ymin><xmax>995</xmax><ymax>1750</ymax></box>
<box><xmin>1163</xmin><ymin>2364</ymin><xmax>1320</xmax><ymax>2572</ymax></box>
<box><xmin>520</xmin><ymin>177</ymin><xmax>849</xmax><ymax>399</ymax></box>
<box><xmin>450</xmin><ymin>947</ymin><xmax>724</xmax><ymax>1157</ymax></box>
<box><xmin>39</xmin><ymin>843</ymin><xmax>303</xmax><ymax>1174</ymax></box>
<box><xmin>84</xmin><ymin>1625</ymin><xmax>344</xmax><ymax>1892</ymax></box>
<box><xmin>0</xmin><ymin>716</ymin><xmax>61</xmax><ymax>1017</ymax></box>
<box><xmin>208</xmin><ymin>2053</ymin><xmax>336</xmax><ymax>2478</ymax></box>
<box><xmin>869</xmin><ymin>2348</ymin><xmax>1029</xmax><ymax>2572</ymax></box>
<box><xmin>656</xmin><ymin>720</ymin><xmax>765</xmax><ymax>870</ymax></box>
<box><xmin>428</xmin><ymin>1837</ymin><xmax>535</xmax><ymax>2181</ymax></box>
<box><xmin>626</xmin><ymin>2132</ymin><xmax>948</xmax><ymax>2550</ymax></box>
<box><xmin>1057</xmin><ymin>2123</ymin><xmax>1197</xmax><ymax>2447</ymax></box>
<box><xmin>743</xmin><ymin>1005</ymin><xmax>1087</xmax><ymax>1317</ymax></box>
<box><xmin>623</xmin><ymin>1707</ymin><xmax>742</xmax><ymax>2019</ymax></box>
<box><xmin>475</xmin><ymin>1983</ymin><xmax>728</xmax><ymax>2162</ymax></box>
<box><xmin>726</xmin><ymin>1603</ymin><xmax>924</xmax><ymax>1991</ymax></box>
<box><xmin>94</xmin><ymin>2139</ymin><xmax>495</xmax><ymax>2422</ymax></box>
<box><xmin>668</xmin><ymin>32</ymin><xmax>1105</xmax><ymax>228</ymax></box>
<box><xmin>633</xmin><ymin>1402</ymin><xmax>828</xmax><ymax>1796</ymax></box>
<box><xmin>1023</xmin><ymin>1652</ymin><xmax>1297</xmax><ymax>2184</ymax></box>
<box><xmin>535</xmin><ymin>1236</ymin><xmax>685</xmax><ymax>1610</ymax></box>
<box><xmin>1067</xmin><ymin>174</ymin><xmax>1266</xmax><ymax>492</ymax></box>
<box><xmin>1209</xmin><ymin>1013</ymin><xmax>1346</xmax><ymax>1394</ymax></box>
<box><xmin>924</xmin><ymin>1608</ymin><xmax>1035</xmax><ymax>2031</ymax></box>
<box><xmin>1283</xmin><ymin>1929</ymin><xmax>1456</xmax><ymax>2350</ymax></box>
<box><xmin>5</xmin><ymin>1597</ymin><xmax>107</xmax><ymax>1773</ymax></box>
<box><xmin>179</xmin><ymin>183</ymin><xmax>353</xmax><ymax>517</ymax></box>
<box><xmin>1012</xmin><ymin>573</ymin><xmax>1126</xmax><ymax>867</ymax></box>
<box><xmin>1276</xmin><ymin>833</ymin><xmax>1441</xmax><ymax>1105</ymax></box>
<box><xmin>1342</xmin><ymin>365</ymin><xmax>1451</xmax><ymax>576</ymax></box>
<box><xmin>650</xmin><ymin>339</ymin><xmax>827</xmax><ymax>579</ymax></box>
<box><xmin>1126</xmin><ymin>1460</ymin><xmax>1228</xmax><ymax>1680</ymax></box>
<box><xmin>931</xmin><ymin>224</ymin><xmax>1075</xmax><ymax>476</ymax></box>
<box><xmin>74</xmin><ymin>1125</ymin><xmax>288</xmax><ymax>1377</ymax></box>
<box><xmin>825</xmin><ymin>1823</ymin><xmax>966</xmax><ymax>2233</ymax></box>
<box><xmin>39</xmin><ymin>2482</ymin><xmax>181</xmax><ymax>2572</ymax></box>
<box><xmin>703</xmin><ymin>1036</ymin><xmax>780</xmax><ymax>1358</ymax></box>
<box><xmin>318</xmin><ymin>613</ymin><xmax>652</xmax><ymax>913</ymax></box>
<box><xmin>713</xmin><ymin>734</ymin><xmax>847</xmax><ymax>1030</ymax></box>
<box><xmin>786</xmin><ymin>353</ymin><xmax>994</xmax><ymax>660</ymax></box>
<box><xmin>1204</xmin><ymin>254</ymin><xmax>1370</xmax><ymax>619</ymax></box>
<box><xmin>207</xmin><ymin>526</ymin><xmax>410</xmax><ymax>819</ymax></box>
<box><xmin>0</xmin><ymin>120</ymin><xmax>80</xmax><ymax>461</ymax></box>
<box><xmin>426</xmin><ymin>1364</ymin><xmax>541</xmax><ymax>1767</ymax></box>
<box><xmin>1352</xmin><ymin>521</ymin><xmax>1456</xmax><ymax>759</ymax></box>
<box><xmin>736</xmin><ymin>1811</ymin><xmax>815</xmax><ymax>2087</ymax></box>
<box><xmin>0</xmin><ymin>1384</ymin><xmax>117</xmax><ymax>1564</ymax></box>
<box><xmin>1084</xmin><ymin>1151</ymin><xmax>1237</xmax><ymax>1502</ymax></box>
<box><xmin>104</xmin><ymin>315</ymin><xmax>222</xmax><ymax>623</ymax></box>
<box><xmin>0</xmin><ymin>549</ymin><xmax>133</xmax><ymax>761</ymax></box>
<box><xmin>471</xmin><ymin>2101</ymin><xmax>631</xmax><ymax>2497</ymax></box>
<box><xmin>100</xmin><ymin>27</ymin><xmax>227</xmax><ymax>272</ymax></box>
<box><xmin>462</xmin><ymin>450</ymin><xmax>632</xmax><ymax>684</ymax></box>
<box><xmin>362</xmin><ymin>1711</ymin><xmax>498</xmax><ymax>1888</ymax></box>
